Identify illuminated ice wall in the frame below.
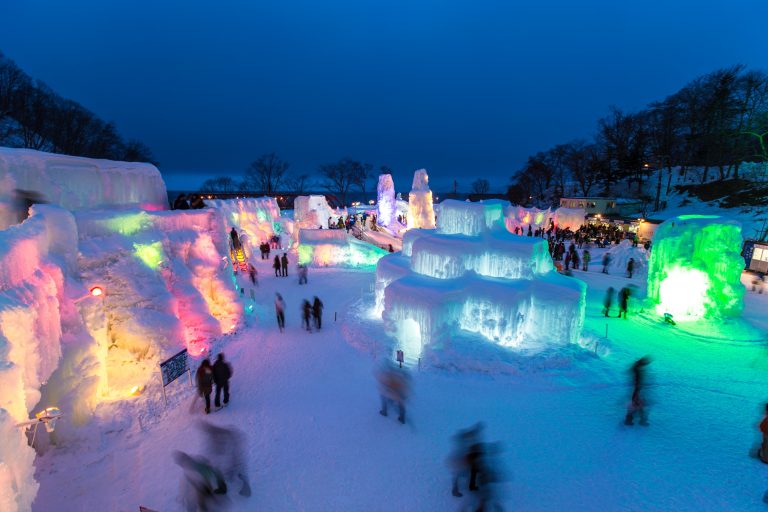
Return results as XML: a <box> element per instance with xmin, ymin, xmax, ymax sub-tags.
<box><xmin>646</xmin><ymin>214</ymin><xmax>745</xmax><ymax>321</ymax></box>
<box><xmin>377</xmin><ymin>201</ymin><xmax>586</xmax><ymax>358</ymax></box>
<box><xmin>297</xmin><ymin>228</ymin><xmax>388</xmax><ymax>268</ymax></box>
<box><xmin>505</xmin><ymin>205</ymin><xmax>586</xmax><ymax>233</ymax></box>
<box><xmin>407</xmin><ymin>169</ymin><xmax>436</xmax><ymax>229</ymax></box>
<box><xmin>207</xmin><ymin>197</ymin><xmax>294</xmax><ymax>251</ymax></box>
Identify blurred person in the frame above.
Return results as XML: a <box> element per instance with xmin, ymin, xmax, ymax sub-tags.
<box><xmin>624</xmin><ymin>357</ymin><xmax>651</xmax><ymax>426</ymax></box>
<box><xmin>627</xmin><ymin>257</ymin><xmax>635</xmax><ymax>278</ymax></box>
<box><xmin>173</xmin><ymin>193</ymin><xmax>190</xmax><ymax>210</ymax></box>
<box><xmin>248</xmin><ymin>263</ymin><xmax>258</xmax><ymax>286</ymax></box>
<box><xmin>196</xmin><ymin>359</ymin><xmax>214</xmax><ymax>414</ymax></box>
<box><xmin>377</xmin><ymin>361</ymin><xmax>411</xmax><ymax>424</ymax></box>
<box><xmin>273</xmin><ymin>255</ymin><xmax>281</xmax><ymax>277</ymax></box>
<box><xmin>199</xmin><ymin>422</ymin><xmax>251</xmax><ymax>497</ymax></box>
<box><xmin>759</xmin><ymin>403</ymin><xmax>768</xmax><ymax>463</ymax></box>
<box><xmin>617</xmin><ymin>287</ymin><xmax>630</xmax><ymax>319</ymax></box>
<box><xmin>173</xmin><ymin>450</ymin><xmax>228</xmax><ymax>511</ymax></box>
<box><xmin>298</xmin><ymin>263</ymin><xmax>308</xmax><ymax>285</ymax></box>
<box><xmin>582</xmin><ymin>249</ymin><xmax>591</xmax><ymax>271</ymax></box>
<box><xmin>602</xmin><ymin>252</ymin><xmax>611</xmax><ymax>274</ymax></box>
<box><xmin>213</xmin><ymin>353</ymin><xmax>232</xmax><ymax>409</ymax></box>
<box><xmin>275</xmin><ymin>293</ymin><xmax>285</xmax><ymax>332</ymax></box>
<box><xmin>229</xmin><ymin>227</ymin><xmax>242</xmax><ymax>252</ymax></box>
<box><xmin>448</xmin><ymin>422</ymin><xmax>484</xmax><ymax>497</ymax></box>
<box><xmin>603</xmin><ymin>287</ymin><xmax>615</xmax><ymax>317</ymax></box>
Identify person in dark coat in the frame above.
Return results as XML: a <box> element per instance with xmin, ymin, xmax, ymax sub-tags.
<box><xmin>196</xmin><ymin>359</ymin><xmax>214</xmax><ymax>414</ymax></box>
<box><xmin>301</xmin><ymin>299</ymin><xmax>312</xmax><ymax>332</ymax></box>
<box><xmin>273</xmin><ymin>255</ymin><xmax>281</xmax><ymax>277</ymax></box>
<box><xmin>275</xmin><ymin>293</ymin><xmax>285</xmax><ymax>332</ymax></box>
<box><xmin>312</xmin><ymin>296</ymin><xmax>323</xmax><ymax>330</ymax></box>
<box><xmin>248</xmin><ymin>263</ymin><xmax>257</xmax><ymax>286</ymax></box>
<box><xmin>603</xmin><ymin>287</ymin><xmax>615</xmax><ymax>317</ymax></box>
<box><xmin>618</xmin><ymin>286</ymin><xmax>630</xmax><ymax>318</ymax></box>
<box><xmin>213</xmin><ymin>353</ymin><xmax>232</xmax><ymax>408</ymax></box>
<box><xmin>173</xmin><ymin>194</ymin><xmax>190</xmax><ymax>210</ymax></box>
<box><xmin>627</xmin><ymin>257</ymin><xmax>635</xmax><ymax>278</ymax></box>
<box><xmin>602</xmin><ymin>253</ymin><xmax>611</xmax><ymax>274</ymax></box>
<box><xmin>625</xmin><ymin>357</ymin><xmax>651</xmax><ymax>426</ymax></box>
<box><xmin>281</xmin><ymin>253</ymin><xmax>289</xmax><ymax>277</ymax></box>
<box><xmin>230</xmin><ymin>227</ymin><xmax>242</xmax><ymax>251</ymax></box>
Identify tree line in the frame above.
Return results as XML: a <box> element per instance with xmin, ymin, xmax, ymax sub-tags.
<box><xmin>0</xmin><ymin>51</ymin><xmax>155</xmax><ymax>164</ymax></box>
<box><xmin>509</xmin><ymin>65</ymin><xmax>768</xmax><ymax>207</ymax></box>
<box><xmin>200</xmin><ymin>153</ymin><xmax>392</xmax><ymax>206</ymax></box>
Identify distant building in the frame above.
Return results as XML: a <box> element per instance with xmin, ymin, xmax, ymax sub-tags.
<box><xmin>559</xmin><ymin>197</ymin><xmax>643</xmax><ymax>217</ymax></box>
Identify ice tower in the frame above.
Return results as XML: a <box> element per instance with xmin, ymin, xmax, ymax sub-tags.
<box><xmin>376</xmin><ymin>199</ymin><xmax>586</xmax><ymax>358</ymax></box>
<box><xmin>407</xmin><ymin>169</ymin><xmax>436</xmax><ymax>229</ymax></box>
<box><xmin>376</xmin><ymin>174</ymin><xmax>397</xmax><ymax>229</ymax></box>
<box><xmin>646</xmin><ymin>214</ymin><xmax>745</xmax><ymax>321</ymax></box>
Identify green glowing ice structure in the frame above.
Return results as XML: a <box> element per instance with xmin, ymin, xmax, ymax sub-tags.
<box><xmin>297</xmin><ymin>228</ymin><xmax>388</xmax><ymax>268</ymax></box>
<box><xmin>646</xmin><ymin>214</ymin><xmax>744</xmax><ymax>321</ymax></box>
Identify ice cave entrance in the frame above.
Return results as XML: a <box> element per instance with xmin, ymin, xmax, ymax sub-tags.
<box><xmin>396</xmin><ymin>318</ymin><xmax>422</xmax><ymax>361</ymax></box>
<box><xmin>657</xmin><ymin>267</ymin><xmax>711</xmax><ymax>321</ymax></box>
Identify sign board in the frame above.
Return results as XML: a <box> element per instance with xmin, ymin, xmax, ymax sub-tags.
<box><xmin>396</xmin><ymin>350</ymin><xmax>404</xmax><ymax>363</ymax></box>
<box><xmin>160</xmin><ymin>349</ymin><xmax>189</xmax><ymax>387</ymax></box>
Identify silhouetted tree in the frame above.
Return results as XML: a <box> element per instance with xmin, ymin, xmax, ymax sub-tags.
<box><xmin>244</xmin><ymin>152</ymin><xmax>289</xmax><ymax>194</ymax></box>
<box><xmin>471</xmin><ymin>178</ymin><xmax>490</xmax><ymax>194</ymax></box>
<box><xmin>320</xmin><ymin>158</ymin><xmax>370</xmax><ymax>205</ymax></box>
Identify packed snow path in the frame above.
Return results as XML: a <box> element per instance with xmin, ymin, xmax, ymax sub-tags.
<box><xmin>33</xmin><ymin>255</ymin><xmax>768</xmax><ymax>511</ymax></box>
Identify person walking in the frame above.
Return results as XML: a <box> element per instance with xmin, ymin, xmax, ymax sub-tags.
<box><xmin>759</xmin><ymin>404</ymin><xmax>768</xmax><ymax>463</ymax></box>
<box><xmin>618</xmin><ymin>286</ymin><xmax>630</xmax><ymax>319</ymax></box>
<box><xmin>195</xmin><ymin>359</ymin><xmax>214</xmax><ymax>414</ymax></box>
<box><xmin>624</xmin><ymin>357</ymin><xmax>651</xmax><ymax>426</ymax></box>
<box><xmin>603</xmin><ymin>287</ymin><xmax>615</xmax><ymax>317</ymax></box>
<box><xmin>281</xmin><ymin>253</ymin><xmax>289</xmax><ymax>277</ymax></box>
<box><xmin>275</xmin><ymin>293</ymin><xmax>285</xmax><ymax>332</ymax></box>
<box><xmin>273</xmin><ymin>255</ymin><xmax>281</xmax><ymax>277</ymax></box>
<box><xmin>582</xmin><ymin>249</ymin><xmax>591</xmax><ymax>271</ymax></box>
<box><xmin>301</xmin><ymin>299</ymin><xmax>312</xmax><ymax>332</ymax></box>
<box><xmin>213</xmin><ymin>353</ymin><xmax>232</xmax><ymax>409</ymax></box>
<box><xmin>627</xmin><ymin>257</ymin><xmax>635</xmax><ymax>279</ymax></box>
<box><xmin>312</xmin><ymin>296</ymin><xmax>324</xmax><ymax>330</ymax></box>
<box><xmin>248</xmin><ymin>263</ymin><xmax>258</xmax><ymax>286</ymax></box>
<box><xmin>602</xmin><ymin>252</ymin><xmax>611</xmax><ymax>274</ymax></box>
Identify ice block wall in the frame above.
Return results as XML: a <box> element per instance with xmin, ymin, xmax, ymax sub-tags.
<box><xmin>297</xmin><ymin>228</ymin><xmax>388</xmax><ymax>268</ymax></box>
<box><xmin>0</xmin><ymin>148</ymin><xmax>167</xmax><ymax>229</ymax></box>
<box><xmin>646</xmin><ymin>214</ymin><xmax>745</xmax><ymax>321</ymax></box>
<box><xmin>407</xmin><ymin>169</ymin><xmax>436</xmax><ymax>229</ymax></box>
<box><xmin>207</xmin><ymin>197</ymin><xmax>294</xmax><ymax>250</ymax></box>
<box><xmin>294</xmin><ymin>195</ymin><xmax>346</xmax><ymax>231</ymax></box>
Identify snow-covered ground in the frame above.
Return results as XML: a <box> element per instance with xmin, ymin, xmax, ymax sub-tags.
<box><xmin>32</xmin><ymin>246</ymin><xmax>768</xmax><ymax>511</ymax></box>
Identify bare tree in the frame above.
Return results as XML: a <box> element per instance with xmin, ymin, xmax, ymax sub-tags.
<box><xmin>243</xmin><ymin>153</ymin><xmax>289</xmax><ymax>194</ymax></box>
<box><xmin>285</xmin><ymin>173</ymin><xmax>311</xmax><ymax>194</ymax></box>
<box><xmin>471</xmin><ymin>178</ymin><xmax>490</xmax><ymax>194</ymax></box>
<box><xmin>200</xmin><ymin>176</ymin><xmax>237</xmax><ymax>193</ymax></box>
<box><xmin>320</xmin><ymin>158</ymin><xmax>370</xmax><ymax>206</ymax></box>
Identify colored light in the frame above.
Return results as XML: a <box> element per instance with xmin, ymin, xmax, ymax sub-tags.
<box><xmin>133</xmin><ymin>242</ymin><xmax>165</xmax><ymax>269</ymax></box>
<box><xmin>102</xmin><ymin>212</ymin><xmax>151</xmax><ymax>235</ymax></box>
<box><xmin>657</xmin><ymin>267</ymin><xmax>710</xmax><ymax>320</ymax></box>
<box><xmin>90</xmin><ymin>286</ymin><xmax>103</xmax><ymax>297</ymax></box>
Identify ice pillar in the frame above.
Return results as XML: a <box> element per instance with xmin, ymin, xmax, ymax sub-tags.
<box><xmin>376</xmin><ymin>174</ymin><xmax>396</xmax><ymax>228</ymax></box>
<box><xmin>407</xmin><ymin>169</ymin><xmax>436</xmax><ymax>229</ymax></box>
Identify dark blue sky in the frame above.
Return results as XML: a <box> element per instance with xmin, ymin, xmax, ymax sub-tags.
<box><xmin>1</xmin><ymin>0</ymin><xmax>766</xmax><ymax>192</ymax></box>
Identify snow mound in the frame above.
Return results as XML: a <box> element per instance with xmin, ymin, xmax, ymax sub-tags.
<box><xmin>605</xmin><ymin>239</ymin><xmax>650</xmax><ymax>276</ymax></box>
<box><xmin>294</xmin><ymin>195</ymin><xmax>346</xmax><ymax>231</ymax></box>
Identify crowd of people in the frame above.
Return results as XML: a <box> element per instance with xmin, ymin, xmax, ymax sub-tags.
<box><xmin>172</xmin><ymin>193</ymin><xmax>207</xmax><ymax>210</ymax></box>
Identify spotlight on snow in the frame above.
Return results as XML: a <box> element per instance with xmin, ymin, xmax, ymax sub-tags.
<box><xmin>657</xmin><ymin>267</ymin><xmax>710</xmax><ymax>321</ymax></box>
<box><xmin>90</xmin><ymin>286</ymin><xmax>103</xmax><ymax>297</ymax></box>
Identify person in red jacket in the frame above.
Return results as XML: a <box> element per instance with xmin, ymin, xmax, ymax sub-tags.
<box><xmin>759</xmin><ymin>404</ymin><xmax>768</xmax><ymax>463</ymax></box>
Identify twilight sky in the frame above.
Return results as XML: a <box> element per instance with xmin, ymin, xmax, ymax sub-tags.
<box><xmin>1</xmin><ymin>0</ymin><xmax>766</xmax><ymax>192</ymax></box>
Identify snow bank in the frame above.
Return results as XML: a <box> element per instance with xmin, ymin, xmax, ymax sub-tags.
<box><xmin>605</xmin><ymin>239</ymin><xmax>649</xmax><ymax>275</ymax></box>
<box><xmin>0</xmin><ymin>148</ymin><xmax>167</xmax><ymax>229</ymax></box>
<box><xmin>297</xmin><ymin>229</ymin><xmax>388</xmax><ymax>268</ymax></box>
<box><xmin>407</xmin><ymin>169</ymin><xmax>435</xmax><ymax>229</ymax></box>
<box><xmin>646</xmin><ymin>214</ymin><xmax>745</xmax><ymax>321</ymax></box>
<box><xmin>378</xmin><ymin>201</ymin><xmax>585</xmax><ymax>358</ymax></box>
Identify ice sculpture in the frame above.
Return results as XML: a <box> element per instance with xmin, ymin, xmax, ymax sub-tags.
<box><xmin>297</xmin><ymin>228</ymin><xmax>388</xmax><ymax>268</ymax></box>
<box><xmin>407</xmin><ymin>169</ymin><xmax>436</xmax><ymax>229</ymax></box>
<box><xmin>646</xmin><ymin>214</ymin><xmax>745</xmax><ymax>321</ymax></box>
<box><xmin>505</xmin><ymin>205</ymin><xmax>586</xmax><ymax>233</ymax></box>
<box><xmin>377</xmin><ymin>200</ymin><xmax>586</xmax><ymax>358</ymax></box>
<box><xmin>376</xmin><ymin>174</ymin><xmax>397</xmax><ymax>228</ymax></box>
